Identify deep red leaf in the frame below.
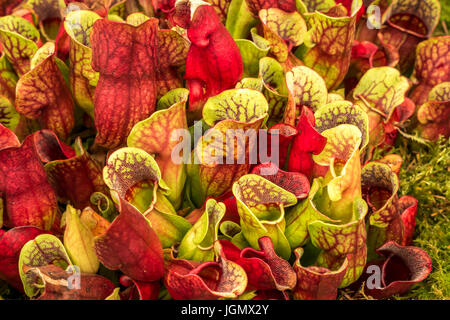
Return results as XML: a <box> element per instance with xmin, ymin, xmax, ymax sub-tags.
<box><xmin>266</xmin><ymin>123</ymin><xmax>297</xmax><ymax>170</ymax></box>
<box><xmin>31</xmin><ymin>130</ymin><xmax>75</xmax><ymax>162</ymax></box>
<box><xmin>0</xmin><ymin>123</ymin><xmax>20</xmax><ymax>150</ymax></box>
<box><xmin>364</xmin><ymin>241</ymin><xmax>432</xmax><ymax>299</ymax></box>
<box><xmin>94</xmin><ymin>195</ymin><xmax>164</xmax><ymax>282</ymax></box>
<box><xmin>164</xmin><ymin>243</ymin><xmax>247</xmax><ymax>300</ymax></box>
<box><xmin>119</xmin><ymin>275</ymin><xmax>161</xmax><ymax>300</ymax></box>
<box><xmin>0</xmin><ymin>134</ymin><xmax>58</xmax><ymax>230</ymax></box>
<box><xmin>221</xmin><ymin>237</ymin><xmax>297</xmax><ymax>292</ymax></box>
<box><xmin>0</xmin><ymin>226</ymin><xmax>47</xmax><ymax>292</ymax></box>
<box><xmin>398</xmin><ymin>196</ymin><xmax>418</xmax><ymax>246</ymax></box>
<box><xmin>392</xmin><ymin>97</ymin><xmax>416</xmax><ymax>124</ymax></box>
<box><xmin>0</xmin><ymin>0</ymin><xmax>24</xmax><ymax>16</ymax></box>
<box><xmin>214</xmin><ymin>192</ymin><xmax>240</xmax><ymax>225</ymax></box>
<box><xmin>33</xmin><ymin>265</ymin><xmax>116</xmax><ymax>300</ymax></box>
<box><xmin>175</xmin><ymin>4</ymin><xmax>243</xmax><ymax>120</ymax></box>
<box><xmin>288</xmin><ymin>109</ymin><xmax>327</xmax><ymax>180</ymax></box>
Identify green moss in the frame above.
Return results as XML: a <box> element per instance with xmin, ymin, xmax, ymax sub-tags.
<box><xmin>433</xmin><ymin>3</ymin><xmax>450</xmax><ymax>37</ymax></box>
<box><xmin>390</xmin><ymin>136</ymin><xmax>450</xmax><ymax>300</ymax></box>
<box><xmin>339</xmin><ymin>136</ymin><xmax>449</xmax><ymax>300</ymax></box>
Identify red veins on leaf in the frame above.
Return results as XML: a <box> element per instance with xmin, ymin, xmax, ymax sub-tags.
<box><xmin>363</xmin><ymin>241</ymin><xmax>432</xmax><ymax>299</ymax></box>
<box><xmin>90</xmin><ymin>18</ymin><xmax>159</xmax><ymax>148</ymax></box>
<box><xmin>251</xmin><ymin>162</ymin><xmax>310</xmax><ymax>199</ymax></box>
<box><xmin>15</xmin><ymin>50</ymin><xmax>75</xmax><ymax>141</ymax></box>
<box><xmin>245</xmin><ymin>0</ymin><xmax>297</xmax><ymax>16</ymax></box>
<box><xmin>0</xmin><ymin>134</ymin><xmax>58</xmax><ymax>230</ymax></box>
<box><xmin>292</xmin><ymin>247</ymin><xmax>348</xmax><ymax>300</ymax></box>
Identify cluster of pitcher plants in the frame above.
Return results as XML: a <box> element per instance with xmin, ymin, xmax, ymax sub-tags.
<box><xmin>0</xmin><ymin>0</ymin><xmax>447</xmax><ymax>300</ymax></box>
